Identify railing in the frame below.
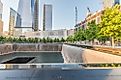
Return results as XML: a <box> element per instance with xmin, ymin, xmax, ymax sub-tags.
<box><xmin>1</xmin><ymin>63</ymin><xmax>121</xmax><ymax>69</ymax></box>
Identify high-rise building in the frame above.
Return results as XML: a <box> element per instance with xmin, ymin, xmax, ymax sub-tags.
<box><xmin>18</xmin><ymin>0</ymin><xmax>32</xmax><ymax>28</ymax></box>
<box><xmin>17</xmin><ymin>0</ymin><xmax>39</xmax><ymax>32</ymax></box>
<box><xmin>103</xmin><ymin>0</ymin><xmax>120</xmax><ymax>9</ymax></box>
<box><xmin>31</xmin><ymin>0</ymin><xmax>39</xmax><ymax>31</ymax></box>
<box><xmin>0</xmin><ymin>0</ymin><xmax>3</xmax><ymax>36</ymax></box>
<box><xmin>9</xmin><ymin>8</ymin><xmax>21</xmax><ymax>36</ymax></box>
<box><xmin>43</xmin><ymin>4</ymin><xmax>52</xmax><ymax>31</ymax></box>
<box><xmin>0</xmin><ymin>0</ymin><xmax>3</xmax><ymax>19</ymax></box>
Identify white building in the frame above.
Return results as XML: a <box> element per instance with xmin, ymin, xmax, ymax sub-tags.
<box><xmin>43</xmin><ymin>4</ymin><xmax>52</xmax><ymax>31</ymax></box>
<box><xmin>103</xmin><ymin>0</ymin><xmax>120</xmax><ymax>9</ymax></box>
<box><xmin>23</xmin><ymin>29</ymin><xmax>68</xmax><ymax>39</ymax></box>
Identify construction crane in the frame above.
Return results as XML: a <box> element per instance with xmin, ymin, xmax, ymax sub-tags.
<box><xmin>87</xmin><ymin>7</ymin><xmax>91</xmax><ymax>16</ymax></box>
<box><xmin>87</xmin><ymin>7</ymin><xmax>91</xmax><ymax>13</ymax></box>
<box><xmin>75</xmin><ymin>6</ymin><xmax>78</xmax><ymax>25</ymax></box>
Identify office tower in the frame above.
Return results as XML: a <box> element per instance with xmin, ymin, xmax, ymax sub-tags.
<box><xmin>17</xmin><ymin>0</ymin><xmax>39</xmax><ymax>31</ymax></box>
<box><xmin>9</xmin><ymin>8</ymin><xmax>21</xmax><ymax>36</ymax></box>
<box><xmin>16</xmin><ymin>13</ymin><xmax>21</xmax><ymax>27</ymax></box>
<box><xmin>0</xmin><ymin>0</ymin><xmax>3</xmax><ymax>35</ymax></box>
<box><xmin>43</xmin><ymin>4</ymin><xmax>52</xmax><ymax>31</ymax></box>
<box><xmin>103</xmin><ymin>0</ymin><xmax>120</xmax><ymax>9</ymax></box>
<box><xmin>31</xmin><ymin>0</ymin><xmax>39</xmax><ymax>31</ymax></box>
<box><xmin>17</xmin><ymin>0</ymin><xmax>32</xmax><ymax>28</ymax></box>
<box><xmin>0</xmin><ymin>0</ymin><xmax>3</xmax><ymax>19</ymax></box>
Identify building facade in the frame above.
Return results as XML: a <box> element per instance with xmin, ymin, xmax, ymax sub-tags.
<box><xmin>75</xmin><ymin>0</ymin><xmax>120</xmax><ymax>31</ymax></box>
<box><xmin>103</xmin><ymin>0</ymin><xmax>120</xmax><ymax>9</ymax></box>
<box><xmin>31</xmin><ymin>0</ymin><xmax>39</xmax><ymax>31</ymax></box>
<box><xmin>0</xmin><ymin>19</ymin><xmax>3</xmax><ymax>36</ymax></box>
<box><xmin>75</xmin><ymin>10</ymin><xmax>102</xmax><ymax>31</ymax></box>
<box><xmin>17</xmin><ymin>0</ymin><xmax>32</xmax><ymax>28</ymax></box>
<box><xmin>17</xmin><ymin>0</ymin><xmax>39</xmax><ymax>32</ymax></box>
<box><xmin>9</xmin><ymin>8</ymin><xmax>21</xmax><ymax>36</ymax></box>
<box><xmin>67</xmin><ymin>29</ymin><xmax>75</xmax><ymax>36</ymax></box>
<box><xmin>43</xmin><ymin>4</ymin><xmax>52</xmax><ymax>31</ymax></box>
<box><xmin>0</xmin><ymin>0</ymin><xmax>3</xmax><ymax>36</ymax></box>
<box><xmin>0</xmin><ymin>0</ymin><xmax>3</xmax><ymax>19</ymax></box>
<box><xmin>23</xmin><ymin>29</ymin><xmax>68</xmax><ymax>39</ymax></box>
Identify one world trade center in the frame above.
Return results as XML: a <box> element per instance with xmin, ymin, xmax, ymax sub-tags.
<box><xmin>17</xmin><ymin>0</ymin><xmax>39</xmax><ymax>31</ymax></box>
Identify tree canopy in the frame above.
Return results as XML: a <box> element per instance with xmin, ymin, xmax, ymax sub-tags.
<box><xmin>99</xmin><ymin>4</ymin><xmax>121</xmax><ymax>47</ymax></box>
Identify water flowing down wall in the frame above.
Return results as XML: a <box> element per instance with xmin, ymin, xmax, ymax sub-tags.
<box><xmin>0</xmin><ymin>43</ymin><xmax>62</xmax><ymax>55</ymax></box>
<box><xmin>62</xmin><ymin>44</ymin><xmax>121</xmax><ymax>63</ymax></box>
<box><xmin>61</xmin><ymin>44</ymin><xmax>84</xmax><ymax>63</ymax></box>
<box><xmin>1</xmin><ymin>43</ymin><xmax>121</xmax><ymax>64</ymax></box>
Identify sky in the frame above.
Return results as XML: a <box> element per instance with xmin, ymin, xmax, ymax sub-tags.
<box><xmin>1</xmin><ymin>0</ymin><xmax>103</xmax><ymax>31</ymax></box>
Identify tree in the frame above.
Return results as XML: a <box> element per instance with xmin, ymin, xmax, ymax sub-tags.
<box><xmin>99</xmin><ymin>5</ymin><xmax>121</xmax><ymax>47</ymax></box>
<box><xmin>6</xmin><ymin>37</ymin><xmax>13</xmax><ymax>43</ymax></box>
<box><xmin>28</xmin><ymin>38</ymin><xmax>33</xmax><ymax>43</ymax></box>
<box><xmin>49</xmin><ymin>38</ymin><xmax>53</xmax><ymax>43</ymax></box>
<box><xmin>74</xmin><ymin>28</ymin><xmax>86</xmax><ymax>41</ymax></box>
<box><xmin>42</xmin><ymin>38</ymin><xmax>46</xmax><ymax>43</ymax></box>
<box><xmin>60</xmin><ymin>37</ymin><xmax>65</xmax><ymax>42</ymax></box>
<box><xmin>66</xmin><ymin>35</ymin><xmax>74</xmax><ymax>43</ymax></box>
<box><xmin>0</xmin><ymin>36</ymin><xmax>6</xmax><ymax>43</ymax></box>
<box><xmin>56</xmin><ymin>38</ymin><xmax>60</xmax><ymax>42</ymax></box>
<box><xmin>34</xmin><ymin>37</ymin><xmax>39</xmax><ymax>43</ymax></box>
<box><xmin>46</xmin><ymin>37</ymin><xmax>49</xmax><ymax>42</ymax></box>
<box><xmin>86</xmin><ymin>20</ymin><xmax>99</xmax><ymax>43</ymax></box>
<box><xmin>97</xmin><ymin>35</ymin><xmax>109</xmax><ymax>44</ymax></box>
<box><xmin>39</xmin><ymin>38</ymin><xmax>42</xmax><ymax>43</ymax></box>
<box><xmin>54</xmin><ymin>38</ymin><xmax>57</xmax><ymax>42</ymax></box>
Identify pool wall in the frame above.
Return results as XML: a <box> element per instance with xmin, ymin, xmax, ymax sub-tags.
<box><xmin>61</xmin><ymin>44</ymin><xmax>121</xmax><ymax>63</ymax></box>
<box><xmin>0</xmin><ymin>68</ymin><xmax>121</xmax><ymax>80</ymax></box>
<box><xmin>0</xmin><ymin>43</ymin><xmax>62</xmax><ymax>54</ymax></box>
<box><xmin>1</xmin><ymin>43</ymin><xmax>121</xmax><ymax>64</ymax></box>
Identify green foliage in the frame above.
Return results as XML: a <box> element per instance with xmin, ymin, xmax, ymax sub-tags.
<box><xmin>68</xmin><ymin>20</ymin><xmax>99</xmax><ymax>42</ymax></box>
<box><xmin>66</xmin><ymin>35</ymin><xmax>74</xmax><ymax>42</ymax></box>
<box><xmin>0</xmin><ymin>36</ymin><xmax>65</xmax><ymax>43</ymax></box>
<box><xmin>42</xmin><ymin>38</ymin><xmax>46</xmax><ymax>43</ymax></box>
<box><xmin>34</xmin><ymin>38</ymin><xmax>39</xmax><ymax>43</ymax></box>
<box><xmin>74</xmin><ymin>28</ymin><xmax>86</xmax><ymax>41</ymax></box>
<box><xmin>97</xmin><ymin>35</ymin><xmax>109</xmax><ymax>43</ymax></box>
<box><xmin>100</xmin><ymin>4</ymin><xmax>121</xmax><ymax>39</ymax></box>
<box><xmin>99</xmin><ymin>5</ymin><xmax>121</xmax><ymax>47</ymax></box>
<box><xmin>56</xmin><ymin>38</ymin><xmax>60</xmax><ymax>42</ymax></box>
<box><xmin>60</xmin><ymin>37</ymin><xmax>65</xmax><ymax>42</ymax></box>
<box><xmin>66</xmin><ymin>5</ymin><xmax>121</xmax><ymax>45</ymax></box>
<box><xmin>86</xmin><ymin>20</ymin><xmax>99</xmax><ymax>41</ymax></box>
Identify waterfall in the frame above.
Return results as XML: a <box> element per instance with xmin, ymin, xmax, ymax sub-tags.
<box><xmin>61</xmin><ymin>44</ymin><xmax>84</xmax><ymax>63</ymax></box>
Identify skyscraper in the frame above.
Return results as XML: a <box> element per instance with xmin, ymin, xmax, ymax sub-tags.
<box><xmin>0</xmin><ymin>0</ymin><xmax>3</xmax><ymax>19</ymax></box>
<box><xmin>17</xmin><ymin>0</ymin><xmax>39</xmax><ymax>32</ymax></box>
<box><xmin>31</xmin><ymin>0</ymin><xmax>39</xmax><ymax>31</ymax></box>
<box><xmin>0</xmin><ymin>0</ymin><xmax>3</xmax><ymax>35</ymax></box>
<box><xmin>43</xmin><ymin>4</ymin><xmax>52</xmax><ymax>31</ymax></box>
<box><xmin>103</xmin><ymin>0</ymin><xmax>120</xmax><ymax>9</ymax></box>
<box><xmin>9</xmin><ymin>8</ymin><xmax>17</xmax><ymax>36</ymax></box>
<box><xmin>17</xmin><ymin>0</ymin><xmax>32</xmax><ymax>28</ymax></box>
<box><xmin>9</xmin><ymin>8</ymin><xmax>21</xmax><ymax>36</ymax></box>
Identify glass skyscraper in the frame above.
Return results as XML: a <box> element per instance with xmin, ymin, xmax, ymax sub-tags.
<box><xmin>31</xmin><ymin>0</ymin><xmax>39</xmax><ymax>31</ymax></box>
<box><xmin>9</xmin><ymin>8</ymin><xmax>19</xmax><ymax>36</ymax></box>
<box><xmin>43</xmin><ymin>4</ymin><xmax>52</xmax><ymax>31</ymax></box>
<box><xmin>17</xmin><ymin>0</ymin><xmax>39</xmax><ymax>31</ymax></box>
<box><xmin>0</xmin><ymin>0</ymin><xmax>3</xmax><ymax>20</ymax></box>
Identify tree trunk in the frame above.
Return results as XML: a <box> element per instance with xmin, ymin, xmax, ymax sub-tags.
<box><xmin>112</xmin><ymin>37</ymin><xmax>115</xmax><ymax>48</ymax></box>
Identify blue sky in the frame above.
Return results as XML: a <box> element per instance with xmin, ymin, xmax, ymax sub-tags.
<box><xmin>1</xmin><ymin>0</ymin><xmax>103</xmax><ymax>31</ymax></box>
